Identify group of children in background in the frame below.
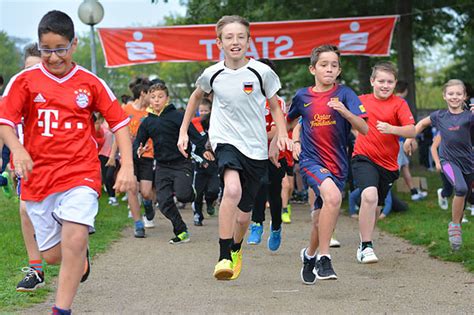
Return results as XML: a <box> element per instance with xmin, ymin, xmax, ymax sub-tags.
<box><xmin>0</xmin><ymin>11</ymin><xmax>472</xmax><ymax>314</ymax></box>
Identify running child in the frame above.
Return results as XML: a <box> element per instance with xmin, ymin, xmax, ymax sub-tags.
<box><xmin>405</xmin><ymin>79</ymin><xmax>473</xmax><ymax>251</ymax></box>
<box><xmin>0</xmin><ymin>11</ymin><xmax>135</xmax><ymax>314</ymax></box>
<box><xmin>178</xmin><ymin>15</ymin><xmax>290</xmax><ymax>280</ymax></box>
<box><xmin>352</xmin><ymin>61</ymin><xmax>415</xmax><ymax>264</ymax></box>
<box><xmin>135</xmin><ymin>83</ymin><xmax>211</xmax><ymax>243</ymax></box>
<box><xmin>288</xmin><ymin>45</ymin><xmax>368</xmax><ymax>284</ymax></box>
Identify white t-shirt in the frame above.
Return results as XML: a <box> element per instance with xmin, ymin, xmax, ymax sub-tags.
<box><xmin>196</xmin><ymin>58</ymin><xmax>281</xmax><ymax>160</ymax></box>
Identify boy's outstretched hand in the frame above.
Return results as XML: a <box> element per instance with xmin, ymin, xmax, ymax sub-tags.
<box><xmin>12</xmin><ymin>147</ymin><xmax>34</xmax><ymax>181</ymax></box>
<box><xmin>177</xmin><ymin>133</ymin><xmax>189</xmax><ymax>158</ymax></box>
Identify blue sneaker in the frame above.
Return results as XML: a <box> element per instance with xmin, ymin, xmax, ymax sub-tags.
<box><xmin>267</xmin><ymin>224</ymin><xmax>281</xmax><ymax>251</ymax></box>
<box><xmin>247</xmin><ymin>223</ymin><xmax>263</xmax><ymax>245</ymax></box>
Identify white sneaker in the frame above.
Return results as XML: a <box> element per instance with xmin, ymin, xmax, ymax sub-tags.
<box><xmin>411</xmin><ymin>193</ymin><xmax>422</xmax><ymax>201</ymax></box>
<box><xmin>418</xmin><ymin>190</ymin><xmax>428</xmax><ymax>198</ymax></box>
<box><xmin>108</xmin><ymin>197</ymin><xmax>119</xmax><ymax>206</ymax></box>
<box><xmin>121</xmin><ymin>193</ymin><xmax>128</xmax><ymax>202</ymax></box>
<box><xmin>437</xmin><ymin>188</ymin><xmax>449</xmax><ymax>210</ymax></box>
<box><xmin>329</xmin><ymin>237</ymin><xmax>341</xmax><ymax>248</ymax></box>
<box><xmin>143</xmin><ymin>215</ymin><xmax>155</xmax><ymax>228</ymax></box>
<box><xmin>461</xmin><ymin>216</ymin><xmax>469</xmax><ymax>223</ymax></box>
<box><xmin>128</xmin><ymin>210</ymin><xmax>132</xmax><ymax>218</ymax></box>
<box><xmin>356</xmin><ymin>244</ymin><xmax>379</xmax><ymax>264</ymax></box>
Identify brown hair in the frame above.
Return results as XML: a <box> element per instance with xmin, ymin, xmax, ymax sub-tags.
<box><xmin>442</xmin><ymin>79</ymin><xmax>466</xmax><ymax>95</ymax></box>
<box><xmin>24</xmin><ymin>43</ymin><xmax>41</xmax><ymax>61</ymax></box>
<box><xmin>216</xmin><ymin>15</ymin><xmax>250</xmax><ymax>39</ymax></box>
<box><xmin>370</xmin><ymin>61</ymin><xmax>398</xmax><ymax>80</ymax></box>
<box><xmin>310</xmin><ymin>45</ymin><xmax>340</xmax><ymax>67</ymax></box>
<box><xmin>149</xmin><ymin>83</ymin><xmax>169</xmax><ymax>96</ymax></box>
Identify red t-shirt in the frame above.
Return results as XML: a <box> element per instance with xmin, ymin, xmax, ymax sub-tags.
<box><xmin>353</xmin><ymin>93</ymin><xmax>415</xmax><ymax>171</ymax></box>
<box><xmin>0</xmin><ymin>63</ymin><xmax>129</xmax><ymax>201</ymax></box>
<box><xmin>191</xmin><ymin>116</ymin><xmax>204</xmax><ymax>133</ymax></box>
<box><xmin>265</xmin><ymin>96</ymin><xmax>289</xmax><ymax>161</ymax></box>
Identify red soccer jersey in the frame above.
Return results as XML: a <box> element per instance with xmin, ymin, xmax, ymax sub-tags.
<box><xmin>191</xmin><ymin>116</ymin><xmax>204</xmax><ymax>133</ymax></box>
<box><xmin>353</xmin><ymin>93</ymin><xmax>415</xmax><ymax>171</ymax></box>
<box><xmin>265</xmin><ymin>96</ymin><xmax>288</xmax><ymax>160</ymax></box>
<box><xmin>0</xmin><ymin>63</ymin><xmax>129</xmax><ymax>201</ymax></box>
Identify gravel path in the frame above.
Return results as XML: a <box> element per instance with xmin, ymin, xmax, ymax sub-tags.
<box><xmin>24</xmin><ymin>204</ymin><xmax>473</xmax><ymax>314</ymax></box>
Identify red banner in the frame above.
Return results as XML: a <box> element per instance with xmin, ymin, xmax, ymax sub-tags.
<box><xmin>97</xmin><ymin>15</ymin><xmax>398</xmax><ymax>68</ymax></box>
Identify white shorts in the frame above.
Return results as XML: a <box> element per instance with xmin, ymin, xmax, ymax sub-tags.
<box><xmin>26</xmin><ymin>186</ymin><xmax>99</xmax><ymax>251</ymax></box>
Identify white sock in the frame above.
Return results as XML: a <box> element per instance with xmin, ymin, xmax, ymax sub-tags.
<box><xmin>317</xmin><ymin>254</ymin><xmax>331</xmax><ymax>260</ymax></box>
<box><xmin>304</xmin><ymin>249</ymin><xmax>316</xmax><ymax>259</ymax></box>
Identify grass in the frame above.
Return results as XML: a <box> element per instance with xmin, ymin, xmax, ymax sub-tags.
<box><xmin>374</xmin><ymin>166</ymin><xmax>474</xmax><ymax>272</ymax></box>
<box><xmin>0</xmin><ymin>194</ymin><xmax>131</xmax><ymax>312</ymax></box>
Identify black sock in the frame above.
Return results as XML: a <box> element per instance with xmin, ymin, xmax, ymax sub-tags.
<box><xmin>231</xmin><ymin>240</ymin><xmax>242</xmax><ymax>252</ymax></box>
<box><xmin>410</xmin><ymin>188</ymin><xmax>418</xmax><ymax>195</ymax></box>
<box><xmin>219</xmin><ymin>238</ymin><xmax>232</xmax><ymax>261</ymax></box>
<box><xmin>361</xmin><ymin>241</ymin><xmax>373</xmax><ymax>250</ymax></box>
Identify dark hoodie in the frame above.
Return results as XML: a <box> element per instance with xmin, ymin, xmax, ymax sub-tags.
<box><xmin>134</xmin><ymin>104</ymin><xmax>207</xmax><ymax>165</ymax></box>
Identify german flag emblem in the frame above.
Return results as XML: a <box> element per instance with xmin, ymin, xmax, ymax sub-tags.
<box><xmin>243</xmin><ymin>82</ymin><xmax>254</xmax><ymax>94</ymax></box>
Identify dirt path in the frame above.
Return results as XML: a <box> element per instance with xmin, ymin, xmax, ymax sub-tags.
<box><xmin>24</xmin><ymin>204</ymin><xmax>473</xmax><ymax>314</ymax></box>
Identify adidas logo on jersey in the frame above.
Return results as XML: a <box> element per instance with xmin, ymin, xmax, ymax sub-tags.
<box><xmin>33</xmin><ymin>93</ymin><xmax>46</xmax><ymax>103</ymax></box>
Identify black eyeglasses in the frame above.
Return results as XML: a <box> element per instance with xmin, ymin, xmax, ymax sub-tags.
<box><xmin>38</xmin><ymin>42</ymin><xmax>73</xmax><ymax>58</ymax></box>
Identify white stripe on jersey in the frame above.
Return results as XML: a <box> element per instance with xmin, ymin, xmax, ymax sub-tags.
<box><xmin>39</xmin><ymin>63</ymin><xmax>79</xmax><ymax>84</ymax></box>
<box><xmin>2</xmin><ymin>65</ymin><xmax>40</xmax><ymax>97</ymax></box>
<box><xmin>111</xmin><ymin>117</ymin><xmax>131</xmax><ymax>133</ymax></box>
<box><xmin>77</xmin><ymin>66</ymin><xmax>117</xmax><ymax>102</ymax></box>
<box><xmin>0</xmin><ymin>118</ymin><xmax>16</xmax><ymax>128</ymax></box>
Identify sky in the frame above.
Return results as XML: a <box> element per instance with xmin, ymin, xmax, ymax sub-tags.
<box><xmin>0</xmin><ymin>0</ymin><xmax>187</xmax><ymax>41</ymax></box>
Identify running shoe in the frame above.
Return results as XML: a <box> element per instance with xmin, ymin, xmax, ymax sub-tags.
<box><xmin>300</xmin><ymin>248</ymin><xmax>316</xmax><ymax>285</ymax></box>
<box><xmin>281</xmin><ymin>205</ymin><xmax>291</xmax><ymax>224</ymax></box>
<box><xmin>330</xmin><ymin>237</ymin><xmax>341</xmax><ymax>248</ymax></box>
<box><xmin>213</xmin><ymin>259</ymin><xmax>233</xmax><ymax>280</ymax></box>
<box><xmin>81</xmin><ymin>248</ymin><xmax>90</xmax><ymax>282</ymax></box>
<box><xmin>267</xmin><ymin>224</ymin><xmax>281</xmax><ymax>251</ymax></box>
<box><xmin>230</xmin><ymin>249</ymin><xmax>243</xmax><ymax>280</ymax></box>
<box><xmin>247</xmin><ymin>223</ymin><xmax>263</xmax><ymax>245</ymax></box>
<box><xmin>316</xmin><ymin>256</ymin><xmax>337</xmax><ymax>280</ymax></box>
<box><xmin>437</xmin><ymin>188</ymin><xmax>449</xmax><ymax>210</ymax></box>
<box><xmin>143</xmin><ymin>215</ymin><xmax>155</xmax><ymax>228</ymax></box>
<box><xmin>16</xmin><ymin>267</ymin><xmax>45</xmax><ymax>292</ymax></box>
<box><xmin>169</xmin><ymin>231</ymin><xmax>190</xmax><ymax>244</ymax></box>
<box><xmin>1</xmin><ymin>171</ymin><xmax>13</xmax><ymax>198</ymax></box>
<box><xmin>356</xmin><ymin>243</ymin><xmax>378</xmax><ymax>264</ymax></box>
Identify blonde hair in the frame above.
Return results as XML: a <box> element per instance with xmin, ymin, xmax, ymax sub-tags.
<box><xmin>216</xmin><ymin>15</ymin><xmax>250</xmax><ymax>39</ymax></box>
<box><xmin>370</xmin><ymin>61</ymin><xmax>398</xmax><ymax>80</ymax></box>
<box><xmin>442</xmin><ymin>79</ymin><xmax>465</xmax><ymax>95</ymax></box>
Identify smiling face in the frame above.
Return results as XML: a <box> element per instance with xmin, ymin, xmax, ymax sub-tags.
<box><xmin>39</xmin><ymin>32</ymin><xmax>76</xmax><ymax>77</ymax></box>
<box><xmin>216</xmin><ymin>22</ymin><xmax>249</xmax><ymax>67</ymax></box>
<box><xmin>443</xmin><ymin>84</ymin><xmax>466</xmax><ymax>112</ymax></box>
<box><xmin>309</xmin><ymin>51</ymin><xmax>341</xmax><ymax>89</ymax></box>
<box><xmin>371</xmin><ymin>70</ymin><xmax>396</xmax><ymax>100</ymax></box>
<box><xmin>149</xmin><ymin>89</ymin><xmax>169</xmax><ymax>114</ymax></box>
<box><xmin>198</xmin><ymin>104</ymin><xmax>211</xmax><ymax>116</ymax></box>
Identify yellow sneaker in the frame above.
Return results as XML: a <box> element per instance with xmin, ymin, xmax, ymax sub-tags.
<box><xmin>230</xmin><ymin>249</ymin><xmax>243</xmax><ymax>280</ymax></box>
<box><xmin>213</xmin><ymin>259</ymin><xmax>233</xmax><ymax>280</ymax></box>
<box><xmin>282</xmin><ymin>205</ymin><xmax>291</xmax><ymax>224</ymax></box>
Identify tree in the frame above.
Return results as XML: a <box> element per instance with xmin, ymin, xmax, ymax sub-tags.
<box><xmin>0</xmin><ymin>31</ymin><xmax>22</xmax><ymax>89</ymax></box>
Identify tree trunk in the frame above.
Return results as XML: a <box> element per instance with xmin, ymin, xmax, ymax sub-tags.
<box><xmin>396</xmin><ymin>0</ymin><xmax>417</xmax><ymax>118</ymax></box>
<box><xmin>357</xmin><ymin>56</ymin><xmax>371</xmax><ymax>94</ymax></box>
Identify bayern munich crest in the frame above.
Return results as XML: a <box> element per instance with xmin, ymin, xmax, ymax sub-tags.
<box><xmin>75</xmin><ymin>89</ymin><xmax>91</xmax><ymax>108</ymax></box>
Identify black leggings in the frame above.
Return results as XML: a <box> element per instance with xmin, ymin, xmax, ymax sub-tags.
<box><xmin>99</xmin><ymin>155</ymin><xmax>117</xmax><ymax>198</ymax></box>
<box><xmin>252</xmin><ymin>159</ymin><xmax>285</xmax><ymax>231</ymax></box>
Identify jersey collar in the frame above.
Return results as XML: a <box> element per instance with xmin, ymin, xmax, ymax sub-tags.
<box><xmin>39</xmin><ymin>62</ymin><xmax>79</xmax><ymax>84</ymax></box>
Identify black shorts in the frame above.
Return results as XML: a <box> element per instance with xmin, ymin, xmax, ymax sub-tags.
<box><xmin>215</xmin><ymin>144</ymin><xmax>267</xmax><ymax>213</ymax></box>
<box><xmin>134</xmin><ymin>157</ymin><xmax>154</xmax><ymax>182</ymax></box>
<box><xmin>351</xmin><ymin>155</ymin><xmax>399</xmax><ymax>206</ymax></box>
<box><xmin>280</xmin><ymin>158</ymin><xmax>294</xmax><ymax>177</ymax></box>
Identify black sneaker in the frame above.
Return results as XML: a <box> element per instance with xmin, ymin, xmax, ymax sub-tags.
<box><xmin>300</xmin><ymin>248</ymin><xmax>316</xmax><ymax>285</ymax></box>
<box><xmin>16</xmin><ymin>267</ymin><xmax>45</xmax><ymax>292</ymax></box>
<box><xmin>81</xmin><ymin>249</ymin><xmax>91</xmax><ymax>283</ymax></box>
<box><xmin>144</xmin><ymin>201</ymin><xmax>155</xmax><ymax>221</ymax></box>
<box><xmin>207</xmin><ymin>205</ymin><xmax>216</xmax><ymax>216</ymax></box>
<box><xmin>316</xmin><ymin>256</ymin><xmax>337</xmax><ymax>280</ymax></box>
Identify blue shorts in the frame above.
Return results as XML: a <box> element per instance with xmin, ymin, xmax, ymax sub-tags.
<box><xmin>299</xmin><ymin>160</ymin><xmax>345</xmax><ymax>209</ymax></box>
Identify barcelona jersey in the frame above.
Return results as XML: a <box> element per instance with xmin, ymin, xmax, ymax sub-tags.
<box><xmin>288</xmin><ymin>84</ymin><xmax>367</xmax><ymax>180</ymax></box>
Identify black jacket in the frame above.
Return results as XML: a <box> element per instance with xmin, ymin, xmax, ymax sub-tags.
<box><xmin>133</xmin><ymin>104</ymin><xmax>207</xmax><ymax>165</ymax></box>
